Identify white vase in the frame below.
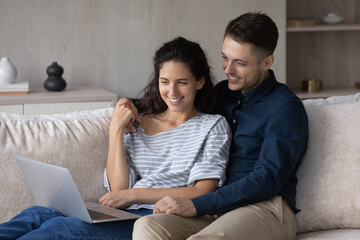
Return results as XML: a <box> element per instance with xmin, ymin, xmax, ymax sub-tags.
<box><xmin>0</xmin><ymin>57</ymin><xmax>17</xmax><ymax>85</ymax></box>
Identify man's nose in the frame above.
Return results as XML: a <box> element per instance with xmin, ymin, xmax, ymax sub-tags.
<box><xmin>224</xmin><ymin>62</ymin><xmax>235</xmax><ymax>74</ymax></box>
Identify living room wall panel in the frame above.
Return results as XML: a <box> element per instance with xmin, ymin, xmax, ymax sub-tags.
<box><xmin>0</xmin><ymin>0</ymin><xmax>286</xmax><ymax>98</ymax></box>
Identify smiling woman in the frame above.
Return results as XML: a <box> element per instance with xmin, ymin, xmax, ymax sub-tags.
<box><xmin>102</xmin><ymin>36</ymin><xmax>232</xmax><ymax>232</ymax></box>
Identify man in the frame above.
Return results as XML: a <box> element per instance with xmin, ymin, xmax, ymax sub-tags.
<box><xmin>132</xmin><ymin>12</ymin><xmax>309</xmax><ymax>240</ymax></box>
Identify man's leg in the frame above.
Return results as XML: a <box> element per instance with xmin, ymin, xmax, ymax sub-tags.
<box><xmin>188</xmin><ymin>196</ymin><xmax>297</xmax><ymax>240</ymax></box>
<box><xmin>133</xmin><ymin>213</ymin><xmax>217</xmax><ymax>240</ymax></box>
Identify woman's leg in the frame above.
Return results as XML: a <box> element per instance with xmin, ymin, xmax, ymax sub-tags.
<box><xmin>0</xmin><ymin>206</ymin><xmax>152</xmax><ymax>240</ymax></box>
<box><xmin>0</xmin><ymin>206</ymin><xmax>62</xmax><ymax>240</ymax></box>
<box><xmin>17</xmin><ymin>208</ymin><xmax>152</xmax><ymax>240</ymax></box>
<box><xmin>18</xmin><ymin>216</ymin><xmax>137</xmax><ymax>240</ymax></box>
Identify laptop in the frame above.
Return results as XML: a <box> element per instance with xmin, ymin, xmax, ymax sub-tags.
<box><xmin>15</xmin><ymin>156</ymin><xmax>140</xmax><ymax>223</ymax></box>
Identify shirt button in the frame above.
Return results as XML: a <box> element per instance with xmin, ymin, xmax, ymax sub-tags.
<box><xmin>233</xmin><ymin>119</ymin><xmax>236</xmax><ymax>124</ymax></box>
<box><xmin>238</xmin><ymin>100</ymin><xmax>241</xmax><ymax>105</ymax></box>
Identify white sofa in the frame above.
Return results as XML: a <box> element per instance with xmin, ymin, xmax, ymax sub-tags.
<box><xmin>1</xmin><ymin>93</ymin><xmax>360</xmax><ymax>239</ymax></box>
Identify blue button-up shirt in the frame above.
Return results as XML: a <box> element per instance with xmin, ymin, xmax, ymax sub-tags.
<box><xmin>192</xmin><ymin>70</ymin><xmax>309</xmax><ymax>216</ymax></box>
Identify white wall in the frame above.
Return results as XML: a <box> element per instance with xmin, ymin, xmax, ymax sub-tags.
<box><xmin>0</xmin><ymin>0</ymin><xmax>286</xmax><ymax>98</ymax></box>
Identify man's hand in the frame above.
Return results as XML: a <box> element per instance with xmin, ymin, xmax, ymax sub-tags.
<box><xmin>153</xmin><ymin>196</ymin><xmax>197</xmax><ymax>217</ymax></box>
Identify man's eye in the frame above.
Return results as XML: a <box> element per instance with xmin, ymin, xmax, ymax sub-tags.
<box><xmin>178</xmin><ymin>82</ymin><xmax>187</xmax><ymax>85</ymax></box>
<box><xmin>161</xmin><ymin>81</ymin><xmax>169</xmax><ymax>84</ymax></box>
<box><xmin>236</xmin><ymin>61</ymin><xmax>246</xmax><ymax>66</ymax></box>
<box><xmin>222</xmin><ymin>55</ymin><xmax>228</xmax><ymax>61</ymax></box>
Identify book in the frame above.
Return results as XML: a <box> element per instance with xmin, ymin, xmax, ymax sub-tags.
<box><xmin>0</xmin><ymin>81</ymin><xmax>29</xmax><ymax>94</ymax></box>
<box><xmin>0</xmin><ymin>91</ymin><xmax>28</xmax><ymax>95</ymax></box>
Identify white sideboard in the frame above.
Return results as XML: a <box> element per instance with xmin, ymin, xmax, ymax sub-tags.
<box><xmin>0</xmin><ymin>86</ymin><xmax>118</xmax><ymax>115</ymax></box>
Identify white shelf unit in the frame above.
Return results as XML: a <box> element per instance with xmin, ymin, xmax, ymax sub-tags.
<box><xmin>286</xmin><ymin>0</ymin><xmax>360</xmax><ymax>99</ymax></box>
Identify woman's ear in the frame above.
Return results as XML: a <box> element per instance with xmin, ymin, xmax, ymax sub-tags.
<box><xmin>197</xmin><ymin>77</ymin><xmax>205</xmax><ymax>90</ymax></box>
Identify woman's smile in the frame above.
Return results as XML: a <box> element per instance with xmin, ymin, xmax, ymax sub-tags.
<box><xmin>168</xmin><ymin>96</ymin><xmax>184</xmax><ymax>104</ymax></box>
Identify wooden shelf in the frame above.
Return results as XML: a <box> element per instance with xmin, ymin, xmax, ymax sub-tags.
<box><xmin>287</xmin><ymin>23</ymin><xmax>360</xmax><ymax>32</ymax></box>
<box><xmin>0</xmin><ymin>86</ymin><xmax>118</xmax><ymax>114</ymax></box>
<box><xmin>294</xmin><ymin>87</ymin><xmax>360</xmax><ymax>100</ymax></box>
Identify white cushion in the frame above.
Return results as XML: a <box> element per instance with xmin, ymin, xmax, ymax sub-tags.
<box><xmin>296</xmin><ymin>93</ymin><xmax>360</xmax><ymax>232</ymax></box>
<box><xmin>302</xmin><ymin>92</ymin><xmax>360</xmax><ymax>106</ymax></box>
<box><xmin>0</xmin><ymin>108</ymin><xmax>113</xmax><ymax>223</ymax></box>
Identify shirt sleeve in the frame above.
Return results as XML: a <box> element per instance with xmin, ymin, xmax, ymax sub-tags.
<box><xmin>191</xmin><ymin>101</ymin><xmax>309</xmax><ymax>216</ymax></box>
<box><xmin>103</xmin><ymin>168</ymin><xmax>111</xmax><ymax>192</ymax></box>
<box><xmin>124</xmin><ymin>134</ymin><xmax>139</xmax><ymax>189</ymax></box>
<box><xmin>187</xmin><ymin>116</ymin><xmax>231</xmax><ymax>187</ymax></box>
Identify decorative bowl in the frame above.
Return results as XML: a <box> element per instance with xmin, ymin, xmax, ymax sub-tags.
<box><xmin>322</xmin><ymin>13</ymin><xmax>343</xmax><ymax>24</ymax></box>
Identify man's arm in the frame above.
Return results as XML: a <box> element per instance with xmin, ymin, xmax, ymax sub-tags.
<box><xmin>192</xmin><ymin>101</ymin><xmax>308</xmax><ymax>216</ymax></box>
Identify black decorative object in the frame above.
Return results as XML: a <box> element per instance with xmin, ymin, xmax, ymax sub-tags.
<box><xmin>44</xmin><ymin>62</ymin><xmax>67</xmax><ymax>91</ymax></box>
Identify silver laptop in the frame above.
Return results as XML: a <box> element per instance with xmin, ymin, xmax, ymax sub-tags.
<box><xmin>15</xmin><ymin>156</ymin><xmax>140</xmax><ymax>224</ymax></box>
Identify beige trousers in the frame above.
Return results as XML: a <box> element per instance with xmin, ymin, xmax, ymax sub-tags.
<box><xmin>133</xmin><ymin>196</ymin><xmax>297</xmax><ymax>240</ymax></box>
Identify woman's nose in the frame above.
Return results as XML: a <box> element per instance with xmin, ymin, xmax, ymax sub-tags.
<box><xmin>169</xmin><ymin>83</ymin><xmax>177</xmax><ymax>95</ymax></box>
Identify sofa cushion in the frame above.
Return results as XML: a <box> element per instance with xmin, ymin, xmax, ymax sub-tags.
<box><xmin>296</xmin><ymin>93</ymin><xmax>360</xmax><ymax>233</ymax></box>
<box><xmin>296</xmin><ymin>229</ymin><xmax>360</xmax><ymax>240</ymax></box>
<box><xmin>0</xmin><ymin>108</ymin><xmax>113</xmax><ymax>223</ymax></box>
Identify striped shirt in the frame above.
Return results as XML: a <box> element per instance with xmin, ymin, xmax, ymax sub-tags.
<box><xmin>104</xmin><ymin>112</ymin><xmax>231</xmax><ymax>210</ymax></box>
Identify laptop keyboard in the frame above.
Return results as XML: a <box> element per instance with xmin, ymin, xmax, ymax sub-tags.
<box><xmin>87</xmin><ymin>209</ymin><xmax>117</xmax><ymax>220</ymax></box>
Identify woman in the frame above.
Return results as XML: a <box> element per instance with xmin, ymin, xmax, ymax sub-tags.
<box><xmin>0</xmin><ymin>37</ymin><xmax>231</xmax><ymax>240</ymax></box>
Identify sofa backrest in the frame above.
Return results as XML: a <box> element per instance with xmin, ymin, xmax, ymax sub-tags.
<box><xmin>2</xmin><ymin>93</ymin><xmax>360</xmax><ymax>230</ymax></box>
<box><xmin>0</xmin><ymin>108</ymin><xmax>112</xmax><ymax>223</ymax></box>
<box><xmin>296</xmin><ymin>93</ymin><xmax>360</xmax><ymax>233</ymax></box>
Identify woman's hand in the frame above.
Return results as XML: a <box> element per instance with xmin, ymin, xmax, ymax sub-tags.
<box><xmin>99</xmin><ymin>189</ymin><xmax>135</xmax><ymax>209</ymax></box>
<box><xmin>110</xmin><ymin>98</ymin><xmax>141</xmax><ymax>135</ymax></box>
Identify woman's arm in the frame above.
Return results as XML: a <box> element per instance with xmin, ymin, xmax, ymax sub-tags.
<box><xmin>99</xmin><ymin>179</ymin><xmax>218</xmax><ymax>209</ymax></box>
<box><xmin>106</xmin><ymin>99</ymin><xmax>140</xmax><ymax>191</ymax></box>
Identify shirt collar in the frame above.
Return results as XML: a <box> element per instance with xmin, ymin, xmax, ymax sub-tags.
<box><xmin>241</xmin><ymin>69</ymin><xmax>277</xmax><ymax>106</ymax></box>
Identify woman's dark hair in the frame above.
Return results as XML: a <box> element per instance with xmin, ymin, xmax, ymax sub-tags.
<box><xmin>225</xmin><ymin>12</ymin><xmax>278</xmax><ymax>60</ymax></box>
<box><xmin>137</xmin><ymin>37</ymin><xmax>216</xmax><ymax>114</ymax></box>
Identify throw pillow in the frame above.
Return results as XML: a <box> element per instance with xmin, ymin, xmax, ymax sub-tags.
<box><xmin>0</xmin><ymin>108</ymin><xmax>112</xmax><ymax>223</ymax></box>
<box><xmin>296</xmin><ymin>94</ymin><xmax>360</xmax><ymax>232</ymax></box>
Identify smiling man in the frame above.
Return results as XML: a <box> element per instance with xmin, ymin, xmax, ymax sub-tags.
<box><xmin>133</xmin><ymin>12</ymin><xmax>309</xmax><ymax>240</ymax></box>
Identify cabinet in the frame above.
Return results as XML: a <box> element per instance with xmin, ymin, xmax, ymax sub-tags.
<box><xmin>287</xmin><ymin>0</ymin><xmax>360</xmax><ymax>99</ymax></box>
<box><xmin>0</xmin><ymin>86</ymin><xmax>118</xmax><ymax>114</ymax></box>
